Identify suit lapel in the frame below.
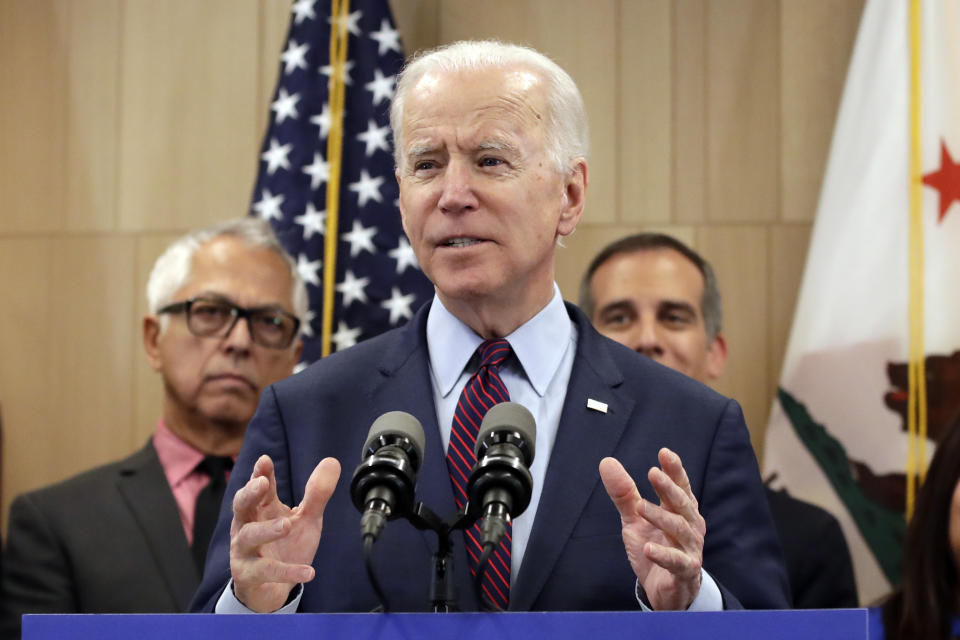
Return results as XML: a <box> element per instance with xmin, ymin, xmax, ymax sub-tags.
<box><xmin>367</xmin><ymin>302</ymin><xmax>456</xmax><ymax>517</ymax></box>
<box><xmin>511</xmin><ymin>305</ymin><xmax>635</xmax><ymax>611</ymax></box>
<box><xmin>116</xmin><ymin>442</ymin><xmax>199</xmax><ymax>611</ymax></box>
<box><xmin>366</xmin><ymin>303</ymin><xmax>476</xmax><ymax>607</ymax></box>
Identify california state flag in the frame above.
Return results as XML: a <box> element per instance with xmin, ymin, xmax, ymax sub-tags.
<box><xmin>763</xmin><ymin>0</ymin><xmax>960</xmax><ymax>605</ymax></box>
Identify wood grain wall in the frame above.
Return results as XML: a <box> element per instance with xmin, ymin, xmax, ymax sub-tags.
<box><xmin>0</xmin><ymin>0</ymin><xmax>864</xmax><ymax>530</ymax></box>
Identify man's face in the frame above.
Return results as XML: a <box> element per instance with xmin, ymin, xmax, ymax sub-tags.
<box><xmin>589</xmin><ymin>248</ymin><xmax>726</xmax><ymax>383</ymax></box>
<box><xmin>396</xmin><ymin>66</ymin><xmax>585</xmax><ymax>317</ymax></box>
<box><xmin>143</xmin><ymin>236</ymin><xmax>301</xmax><ymax>428</ymax></box>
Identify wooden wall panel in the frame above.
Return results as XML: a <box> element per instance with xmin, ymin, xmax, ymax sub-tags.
<box><xmin>0</xmin><ymin>0</ymin><xmax>65</xmax><ymax>233</ymax></box>
<box><xmin>390</xmin><ymin>0</ymin><xmax>440</xmax><ymax>58</ymax></box>
<box><xmin>258</xmin><ymin>0</ymin><xmax>296</xmax><ymax>127</ymax></box>
<box><xmin>555</xmin><ymin>224</ymin><xmax>696</xmax><ymax>305</ymax></box>
<box><xmin>132</xmin><ymin>234</ymin><xmax>181</xmax><ymax>446</ymax></box>
<box><xmin>65</xmin><ymin>0</ymin><xmax>122</xmax><ymax>232</ymax></box>
<box><xmin>619</xmin><ymin>0</ymin><xmax>672</xmax><ymax>225</ymax></box>
<box><xmin>0</xmin><ymin>0</ymin><xmax>120</xmax><ymax>233</ymax></box>
<box><xmin>117</xmin><ymin>0</ymin><xmax>261</xmax><ymax>231</ymax></box>
<box><xmin>438</xmin><ymin>0</ymin><xmax>618</xmax><ymax>225</ymax></box>
<box><xmin>672</xmin><ymin>0</ymin><xmax>707</xmax><ymax>224</ymax></box>
<box><xmin>0</xmin><ymin>237</ymin><xmax>138</xmax><ymax>520</ymax></box>
<box><xmin>780</xmin><ymin>0</ymin><xmax>863</xmax><ymax>223</ymax></box>
<box><xmin>706</xmin><ymin>0</ymin><xmax>779</xmax><ymax>223</ymax></box>
<box><xmin>698</xmin><ymin>226</ymin><xmax>769</xmax><ymax>450</ymax></box>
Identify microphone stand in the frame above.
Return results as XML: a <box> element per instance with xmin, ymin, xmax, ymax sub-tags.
<box><xmin>404</xmin><ymin>502</ymin><xmax>477</xmax><ymax>612</ymax></box>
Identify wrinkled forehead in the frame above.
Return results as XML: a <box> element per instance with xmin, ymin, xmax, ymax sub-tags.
<box><xmin>400</xmin><ymin>66</ymin><xmax>549</xmax><ymax>145</ymax></box>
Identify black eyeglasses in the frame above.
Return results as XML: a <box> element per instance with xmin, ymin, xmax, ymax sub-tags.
<box><xmin>158</xmin><ymin>296</ymin><xmax>300</xmax><ymax>349</ymax></box>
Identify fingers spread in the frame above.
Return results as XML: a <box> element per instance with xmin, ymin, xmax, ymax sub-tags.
<box><xmin>599</xmin><ymin>457</ymin><xmax>643</xmax><ymax>524</ymax></box>
<box><xmin>647</xmin><ymin>467</ymin><xmax>692</xmax><ymax>520</ymax></box>
<box><xmin>232</xmin><ymin>517</ymin><xmax>291</xmax><ymax>556</ymax></box>
<box><xmin>643</xmin><ymin>541</ymin><xmax>703</xmax><ymax>577</ymax></box>
<box><xmin>658</xmin><ymin>448</ymin><xmax>694</xmax><ymax>500</ymax></box>
<box><xmin>635</xmin><ymin>495</ymin><xmax>704</xmax><ymax>550</ymax></box>
<box><xmin>299</xmin><ymin>457</ymin><xmax>342</xmax><ymax>520</ymax></box>
<box><xmin>232</xmin><ymin>475</ymin><xmax>270</xmax><ymax>530</ymax></box>
<box><xmin>232</xmin><ymin>554</ymin><xmax>316</xmax><ymax>587</ymax></box>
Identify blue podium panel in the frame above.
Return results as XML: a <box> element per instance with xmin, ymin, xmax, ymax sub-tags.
<box><xmin>24</xmin><ymin>609</ymin><xmax>869</xmax><ymax>640</ymax></box>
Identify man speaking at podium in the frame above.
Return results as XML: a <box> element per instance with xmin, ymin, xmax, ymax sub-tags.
<box><xmin>193</xmin><ymin>40</ymin><xmax>789</xmax><ymax>614</ymax></box>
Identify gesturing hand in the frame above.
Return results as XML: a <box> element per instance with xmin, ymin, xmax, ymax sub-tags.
<box><xmin>229</xmin><ymin>454</ymin><xmax>341</xmax><ymax>612</ymax></box>
<box><xmin>599</xmin><ymin>448</ymin><xmax>706</xmax><ymax>610</ymax></box>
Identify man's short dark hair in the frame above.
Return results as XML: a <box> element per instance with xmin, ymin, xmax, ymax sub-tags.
<box><xmin>578</xmin><ymin>233</ymin><xmax>723</xmax><ymax>342</ymax></box>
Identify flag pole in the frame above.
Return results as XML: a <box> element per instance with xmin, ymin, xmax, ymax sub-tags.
<box><xmin>906</xmin><ymin>0</ymin><xmax>927</xmax><ymax>519</ymax></box>
<box><xmin>321</xmin><ymin>0</ymin><xmax>352</xmax><ymax>358</ymax></box>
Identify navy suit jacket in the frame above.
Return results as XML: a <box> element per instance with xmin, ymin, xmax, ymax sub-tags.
<box><xmin>192</xmin><ymin>302</ymin><xmax>789</xmax><ymax>612</ymax></box>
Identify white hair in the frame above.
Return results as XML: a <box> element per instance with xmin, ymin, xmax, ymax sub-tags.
<box><xmin>390</xmin><ymin>40</ymin><xmax>589</xmax><ymax>175</ymax></box>
<box><xmin>146</xmin><ymin>218</ymin><xmax>308</xmax><ymax>334</ymax></box>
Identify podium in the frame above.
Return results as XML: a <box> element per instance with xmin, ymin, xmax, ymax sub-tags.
<box><xmin>24</xmin><ymin>609</ymin><xmax>870</xmax><ymax>639</ymax></box>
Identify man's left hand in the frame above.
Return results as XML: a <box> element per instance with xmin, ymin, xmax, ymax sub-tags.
<box><xmin>599</xmin><ymin>448</ymin><xmax>706</xmax><ymax>610</ymax></box>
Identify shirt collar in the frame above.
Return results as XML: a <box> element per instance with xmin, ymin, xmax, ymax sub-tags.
<box><xmin>152</xmin><ymin>419</ymin><xmax>206</xmax><ymax>488</ymax></box>
<box><xmin>426</xmin><ymin>284</ymin><xmax>571</xmax><ymax>398</ymax></box>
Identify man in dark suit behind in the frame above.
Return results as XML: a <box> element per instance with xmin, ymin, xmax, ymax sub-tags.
<box><xmin>193</xmin><ymin>40</ymin><xmax>789</xmax><ymax>615</ymax></box>
<box><xmin>579</xmin><ymin>231</ymin><xmax>859</xmax><ymax>608</ymax></box>
<box><xmin>0</xmin><ymin>219</ymin><xmax>305</xmax><ymax>637</ymax></box>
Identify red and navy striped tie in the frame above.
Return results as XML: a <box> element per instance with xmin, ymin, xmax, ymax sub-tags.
<box><xmin>446</xmin><ymin>339</ymin><xmax>512</xmax><ymax>610</ymax></box>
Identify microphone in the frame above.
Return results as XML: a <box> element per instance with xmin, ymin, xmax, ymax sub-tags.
<box><xmin>466</xmin><ymin>402</ymin><xmax>536</xmax><ymax>547</ymax></box>
<box><xmin>350</xmin><ymin>411</ymin><xmax>425</xmax><ymax>542</ymax></box>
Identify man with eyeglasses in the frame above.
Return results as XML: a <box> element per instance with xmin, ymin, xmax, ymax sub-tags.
<box><xmin>0</xmin><ymin>219</ymin><xmax>305</xmax><ymax>636</ymax></box>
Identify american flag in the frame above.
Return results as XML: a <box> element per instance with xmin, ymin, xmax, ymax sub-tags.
<box><xmin>251</xmin><ymin>0</ymin><xmax>433</xmax><ymax>364</ymax></box>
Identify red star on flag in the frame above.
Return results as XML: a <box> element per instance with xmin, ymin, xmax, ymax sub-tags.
<box><xmin>922</xmin><ymin>139</ymin><xmax>960</xmax><ymax>223</ymax></box>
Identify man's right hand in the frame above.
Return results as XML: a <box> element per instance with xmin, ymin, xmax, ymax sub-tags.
<box><xmin>229</xmin><ymin>454</ymin><xmax>341</xmax><ymax>612</ymax></box>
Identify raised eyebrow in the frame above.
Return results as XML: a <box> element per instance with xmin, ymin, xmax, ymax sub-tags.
<box><xmin>476</xmin><ymin>139</ymin><xmax>520</xmax><ymax>155</ymax></box>
<box><xmin>405</xmin><ymin>142</ymin><xmax>442</xmax><ymax>159</ymax></box>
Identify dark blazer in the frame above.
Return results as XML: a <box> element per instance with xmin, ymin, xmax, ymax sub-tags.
<box><xmin>193</xmin><ymin>302</ymin><xmax>790</xmax><ymax>612</ymax></box>
<box><xmin>0</xmin><ymin>442</ymin><xmax>199</xmax><ymax>637</ymax></box>
<box><xmin>766</xmin><ymin>487</ymin><xmax>859</xmax><ymax>608</ymax></box>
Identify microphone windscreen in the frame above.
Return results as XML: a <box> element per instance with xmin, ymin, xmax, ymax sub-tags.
<box><xmin>475</xmin><ymin>402</ymin><xmax>536</xmax><ymax>461</ymax></box>
<box><xmin>362</xmin><ymin>411</ymin><xmax>426</xmax><ymax>463</ymax></box>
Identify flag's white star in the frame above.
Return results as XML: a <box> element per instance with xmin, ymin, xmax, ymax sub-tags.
<box><xmin>332</xmin><ymin>320</ymin><xmax>362</xmax><ymax>351</ymax></box>
<box><xmin>369</xmin><ymin>19</ymin><xmax>401</xmax><ymax>56</ymax></box>
<box><xmin>342</xmin><ymin>219</ymin><xmax>378</xmax><ymax>257</ymax></box>
<box><xmin>281</xmin><ymin>39</ymin><xmax>310</xmax><ymax>75</ymax></box>
<box><xmin>310</xmin><ymin>103</ymin><xmax>332</xmax><ymax>140</ymax></box>
<box><xmin>336</xmin><ymin>270</ymin><xmax>370</xmax><ymax>307</ymax></box>
<box><xmin>302</xmin><ymin>152</ymin><xmax>330</xmax><ymax>190</ymax></box>
<box><xmin>260</xmin><ymin>137</ymin><xmax>292</xmax><ymax>175</ymax></box>
<box><xmin>320</xmin><ymin>60</ymin><xmax>355</xmax><ymax>85</ymax></box>
<box><xmin>329</xmin><ymin>9</ymin><xmax>363</xmax><ymax>37</ymax></box>
<box><xmin>299</xmin><ymin>309</ymin><xmax>316</xmax><ymax>338</ymax></box>
<box><xmin>291</xmin><ymin>0</ymin><xmax>316</xmax><ymax>24</ymax></box>
<box><xmin>388</xmin><ymin>237</ymin><xmax>419</xmax><ymax>274</ymax></box>
<box><xmin>356</xmin><ymin>120</ymin><xmax>391</xmax><ymax>157</ymax></box>
<box><xmin>348</xmin><ymin>169</ymin><xmax>385</xmax><ymax>207</ymax></box>
<box><xmin>252</xmin><ymin>189</ymin><xmax>284</xmax><ymax>221</ymax></box>
<box><xmin>293</xmin><ymin>203</ymin><xmax>326</xmax><ymax>240</ymax></box>
<box><xmin>364</xmin><ymin>69</ymin><xmax>396</xmax><ymax>106</ymax></box>
<box><xmin>381</xmin><ymin>287</ymin><xmax>416</xmax><ymax>325</ymax></box>
<box><xmin>271</xmin><ymin>88</ymin><xmax>300</xmax><ymax>123</ymax></box>
<box><xmin>296</xmin><ymin>253</ymin><xmax>322</xmax><ymax>287</ymax></box>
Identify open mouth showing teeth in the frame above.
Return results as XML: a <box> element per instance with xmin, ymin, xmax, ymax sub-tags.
<box><xmin>444</xmin><ymin>238</ymin><xmax>482</xmax><ymax>248</ymax></box>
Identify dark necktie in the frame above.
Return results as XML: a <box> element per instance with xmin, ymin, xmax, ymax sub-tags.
<box><xmin>446</xmin><ymin>339</ymin><xmax>512</xmax><ymax>610</ymax></box>
<box><xmin>192</xmin><ymin>455</ymin><xmax>233</xmax><ymax>572</ymax></box>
